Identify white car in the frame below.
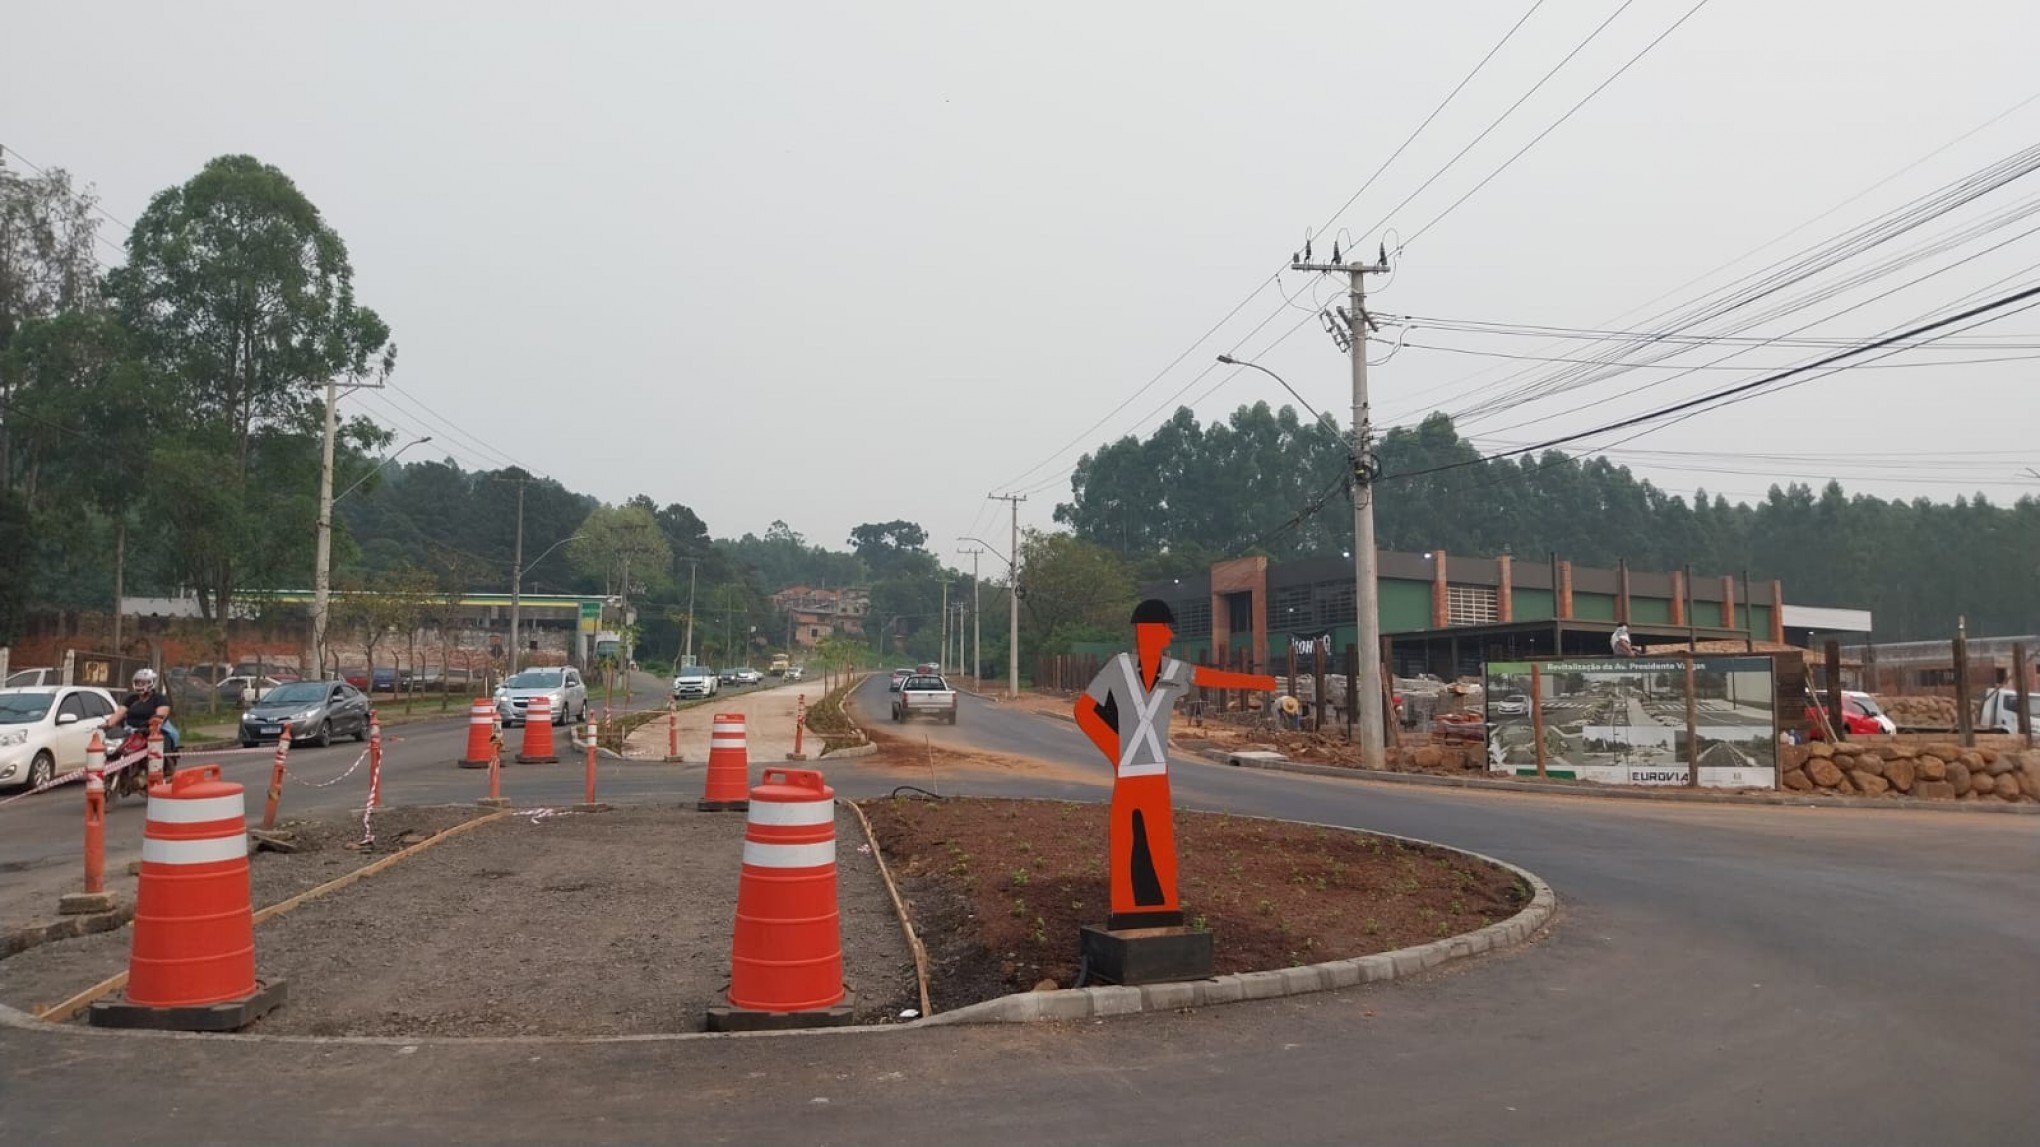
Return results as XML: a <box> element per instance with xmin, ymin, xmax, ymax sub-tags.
<box><xmin>671</xmin><ymin>665</ymin><xmax>719</xmax><ymax>700</ymax></box>
<box><xmin>215</xmin><ymin>675</ymin><xmax>284</xmax><ymax>707</ymax></box>
<box><xmin>0</xmin><ymin>686</ymin><xmax>120</xmax><ymax>792</ymax></box>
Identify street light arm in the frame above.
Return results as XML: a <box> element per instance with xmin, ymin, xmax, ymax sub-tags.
<box><xmin>522</xmin><ymin>533</ymin><xmax>591</xmax><ymax>580</ymax></box>
<box><xmin>1215</xmin><ymin>355</ymin><xmax>1333</xmax><ymax>425</ymax></box>
<box><xmin>334</xmin><ymin>436</ymin><xmax>433</xmax><ymax>503</ymax></box>
<box><xmin>961</xmin><ymin>536</ymin><xmax>1010</xmax><ymax>565</ymax></box>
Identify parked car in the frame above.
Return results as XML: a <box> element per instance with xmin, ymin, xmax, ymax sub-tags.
<box><xmin>214</xmin><ymin>675</ymin><xmax>284</xmax><ymax>707</ymax></box>
<box><xmin>1805</xmin><ymin>690</ymin><xmax>1896</xmax><ymax>737</ymax></box>
<box><xmin>4</xmin><ymin>668</ymin><xmax>61</xmax><ymax>689</ymax></box>
<box><xmin>892</xmin><ymin>674</ymin><xmax>958</xmax><ymax>724</ymax></box>
<box><xmin>231</xmin><ymin>662</ymin><xmax>299</xmax><ymax>683</ymax></box>
<box><xmin>672</xmin><ymin>665</ymin><xmax>719</xmax><ymax>700</ymax></box>
<box><xmin>494</xmin><ymin>667</ymin><xmax>588</xmax><ymax>727</ymax></box>
<box><xmin>732</xmin><ymin>667</ymin><xmax>764</xmax><ymax>686</ymax></box>
<box><xmin>342</xmin><ymin>669</ymin><xmax>371</xmax><ymax>689</ymax></box>
<box><xmin>239</xmin><ymin>680</ymin><xmax>372</xmax><ymax>748</ymax></box>
<box><xmin>888</xmin><ymin>668</ymin><xmax>914</xmax><ymax>692</ymax></box>
<box><xmin>370</xmin><ymin>667</ymin><xmax>400</xmax><ymax>693</ymax></box>
<box><xmin>0</xmin><ymin>685</ymin><xmax>119</xmax><ymax>792</ymax></box>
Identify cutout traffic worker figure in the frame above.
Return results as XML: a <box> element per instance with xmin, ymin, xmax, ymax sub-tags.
<box><xmin>1075</xmin><ymin>600</ymin><xmax>1277</xmax><ymax>928</ymax></box>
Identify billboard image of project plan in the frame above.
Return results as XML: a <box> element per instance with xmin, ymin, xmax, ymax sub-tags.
<box><xmin>1484</xmin><ymin>657</ymin><xmax>1779</xmax><ymax>789</ymax></box>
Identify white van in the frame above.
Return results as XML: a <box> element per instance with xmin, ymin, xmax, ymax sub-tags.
<box><xmin>1978</xmin><ymin>686</ymin><xmax>2034</xmax><ymax>734</ymax></box>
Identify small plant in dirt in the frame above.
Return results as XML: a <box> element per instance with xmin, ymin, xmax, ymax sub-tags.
<box><xmin>1009</xmin><ymin>867</ymin><xmax>1031</xmax><ymax>887</ymax></box>
<box><xmin>1011</xmin><ymin>897</ymin><xmax>1028</xmax><ymax>917</ymax></box>
<box><xmin>1257</xmin><ymin>898</ymin><xmax>1276</xmax><ymax>916</ymax></box>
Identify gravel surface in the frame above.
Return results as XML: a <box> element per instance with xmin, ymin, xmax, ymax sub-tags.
<box><xmin>0</xmin><ymin>805</ymin><xmax>482</xmax><ymax>1016</ymax></box>
<box><xmin>245</xmin><ymin>802</ymin><xmax>916</xmax><ymax>1036</ymax></box>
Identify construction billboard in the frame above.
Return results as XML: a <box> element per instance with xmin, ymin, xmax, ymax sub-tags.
<box><xmin>1485</xmin><ymin>656</ymin><xmax>1779</xmax><ymax>789</ymax></box>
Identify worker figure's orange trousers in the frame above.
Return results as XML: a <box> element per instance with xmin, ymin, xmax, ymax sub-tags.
<box><xmin>1109</xmin><ymin>772</ymin><xmax>1178</xmax><ymax>920</ymax></box>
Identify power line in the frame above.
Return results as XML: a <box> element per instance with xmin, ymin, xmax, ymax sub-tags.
<box><xmin>1402</xmin><ymin>0</ymin><xmax>1714</xmax><ymax>245</ymax></box>
<box><xmin>1386</xmin><ymin>281</ymin><xmax>2040</xmax><ymax>483</ymax></box>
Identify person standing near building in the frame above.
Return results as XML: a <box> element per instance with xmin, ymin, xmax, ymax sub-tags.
<box><xmin>1075</xmin><ymin>600</ymin><xmax>1276</xmax><ymax>927</ymax></box>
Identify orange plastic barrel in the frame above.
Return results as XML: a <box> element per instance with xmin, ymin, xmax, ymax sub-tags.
<box><xmin>125</xmin><ymin>766</ymin><xmax>257</xmax><ymax>1008</ymax></box>
<box><xmin>699</xmin><ymin>713</ymin><xmax>751</xmax><ymax>810</ymax></box>
<box><xmin>458</xmin><ymin>698</ymin><xmax>494</xmax><ymax>768</ymax></box>
<box><xmin>517</xmin><ymin>696</ymin><xmax>559</xmax><ymax>763</ymax></box>
<box><xmin>728</xmin><ymin>767</ymin><xmax>843</xmax><ymax>1012</ymax></box>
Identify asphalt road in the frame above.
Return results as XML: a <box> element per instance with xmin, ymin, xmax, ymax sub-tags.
<box><xmin>2</xmin><ymin>677</ymin><xmax>2035</xmax><ymax>1145</ymax></box>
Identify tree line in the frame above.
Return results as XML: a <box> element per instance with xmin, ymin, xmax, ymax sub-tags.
<box><xmin>1055</xmin><ymin>404</ymin><xmax>2038</xmax><ymax>641</ymax></box>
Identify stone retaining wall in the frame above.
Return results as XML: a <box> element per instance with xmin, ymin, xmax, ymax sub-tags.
<box><xmin>1782</xmin><ymin>741</ymin><xmax>2040</xmax><ymax>803</ymax></box>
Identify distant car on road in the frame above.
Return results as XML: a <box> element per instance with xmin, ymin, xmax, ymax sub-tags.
<box><xmin>672</xmin><ymin>665</ymin><xmax>719</xmax><ymax>700</ymax></box>
<box><xmin>239</xmin><ymin>680</ymin><xmax>372</xmax><ymax>748</ymax></box>
<box><xmin>784</xmin><ymin>665</ymin><xmax>805</xmax><ymax>682</ymax></box>
<box><xmin>494</xmin><ymin>667</ymin><xmax>588</xmax><ymax>727</ymax></box>
<box><xmin>892</xmin><ymin>674</ymin><xmax>958</xmax><ymax>725</ymax></box>
<box><xmin>732</xmin><ymin>667</ymin><xmax>764</xmax><ymax>686</ymax></box>
<box><xmin>888</xmin><ymin>668</ymin><xmax>913</xmax><ymax>692</ymax></box>
<box><xmin>0</xmin><ymin>685</ymin><xmax>119</xmax><ymax>792</ymax></box>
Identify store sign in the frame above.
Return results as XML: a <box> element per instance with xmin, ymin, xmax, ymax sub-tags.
<box><xmin>577</xmin><ymin>600</ymin><xmax>602</xmax><ymax>634</ymax></box>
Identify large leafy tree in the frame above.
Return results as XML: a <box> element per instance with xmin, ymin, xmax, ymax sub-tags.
<box><xmin>106</xmin><ymin>155</ymin><xmax>394</xmax><ymax>621</ymax></box>
<box><xmin>567</xmin><ymin>502</ymin><xmax>672</xmax><ymax>598</ymax></box>
<box><xmin>0</xmin><ymin>155</ymin><xmax>102</xmax><ymax>490</ymax></box>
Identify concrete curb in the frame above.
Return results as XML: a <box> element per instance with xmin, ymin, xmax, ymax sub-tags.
<box><xmin>920</xmin><ymin>829</ymin><xmax>1556</xmax><ymax>1026</ymax></box>
<box><xmin>1200</xmin><ymin>748</ymin><xmax>2040</xmax><ymax>815</ymax></box>
<box><xmin>819</xmin><ymin>673</ymin><xmax>878</xmax><ymax>759</ymax></box>
<box><xmin>3</xmin><ymin>904</ymin><xmax>134</xmax><ymax>961</ymax></box>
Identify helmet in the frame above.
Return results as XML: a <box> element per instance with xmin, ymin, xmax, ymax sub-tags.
<box><xmin>132</xmin><ymin>668</ymin><xmax>158</xmax><ymax>690</ymax></box>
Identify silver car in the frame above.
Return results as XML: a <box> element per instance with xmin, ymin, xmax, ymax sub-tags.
<box><xmin>239</xmin><ymin>680</ymin><xmax>373</xmax><ymax>747</ymax></box>
<box><xmin>495</xmin><ymin>667</ymin><xmax>588</xmax><ymax>727</ymax></box>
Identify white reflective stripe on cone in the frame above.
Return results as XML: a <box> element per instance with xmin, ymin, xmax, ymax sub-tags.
<box><xmin>142</xmin><ymin>834</ymin><xmax>249</xmax><ymax>865</ymax></box>
<box><xmin>741</xmin><ymin>839</ymin><xmax>835</xmax><ymax>868</ymax></box>
<box><xmin>145</xmin><ymin>794</ymin><xmax>244</xmax><ymax>824</ymax></box>
<box><xmin>712</xmin><ymin>723</ymin><xmax>745</xmax><ymax>734</ymax></box>
<box><xmin>747</xmin><ymin>799</ymin><xmax>835</xmax><ymax>827</ymax></box>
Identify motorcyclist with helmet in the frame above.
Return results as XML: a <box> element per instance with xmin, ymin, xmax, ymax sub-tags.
<box><xmin>115</xmin><ymin>668</ymin><xmax>179</xmax><ymax>751</ymax></box>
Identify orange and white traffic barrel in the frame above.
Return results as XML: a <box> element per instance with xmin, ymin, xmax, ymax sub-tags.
<box><xmin>698</xmin><ymin>713</ymin><xmax>751</xmax><ymax>811</ymax></box>
<box><xmin>89</xmin><ymin>765</ymin><xmax>286</xmax><ymax>1030</ymax></box>
<box><xmin>706</xmin><ymin>767</ymin><xmax>852</xmax><ymax>1030</ymax></box>
<box><xmin>457</xmin><ymin>698</ymin><xmax>494</xmax><ymax>768</ymax></box>
<box><xmin>517</xmin><ymin>696</ymin><xmax>559</xmax><ymax>764</ymax></box>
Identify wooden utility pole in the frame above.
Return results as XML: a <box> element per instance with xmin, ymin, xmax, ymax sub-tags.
<box><xmin>1954</xmin><ymin>617</ymin><xmax>1974</xmax><ymax>748</ymax></box>
<box><xmin>1530</xmin><ymin>662</ymin><xmax>1547</xmax><ymax>779</ymax></box>
<box><xmin>1824</xmin><ymin>640</ymin><xmax>1846</xmax><ymax>743</ymax></box>
<box><xmin>2013</xmin><ymin>642</ymin><xmax>2033</xmax><ymax>749</ymax></box>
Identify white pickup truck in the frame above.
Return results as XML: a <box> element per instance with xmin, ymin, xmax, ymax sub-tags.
<box><xmin>891</xmin><ymin>674</ymin><xmax>958</xmax><ymax>725</ymax></box>
<box><xmin>1978</xmin><ymin>686</ymin><xmax>2033</xmax><ymax>734</ymax></box>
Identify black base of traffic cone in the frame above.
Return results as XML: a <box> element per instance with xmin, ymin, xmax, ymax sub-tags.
<box><xmin>89</xmin><ymin>979</ymin><xmax>288</xmax><ymax>1032</ymax></box>
<box><xmin>695</xmin><ymin>799</ymin><xmax>749</xmax><ymax>812</ymax></box>
<box><xmin>704</xmin><ymin>990</ymin><xmax>856</xmax><ymax>1032</ymax></box>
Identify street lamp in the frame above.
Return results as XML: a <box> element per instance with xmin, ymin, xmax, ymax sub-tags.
<box><xmin>334</xmin><ymin>436</ymin><xmax>434</xmax><ymax>504</ymax></box>
<box><xmin>510</xmin><ymin>532</ymin><xmax>588</xmax><ymax>674</ymax></box>
<box><xmin>1217</xmin><ymin>352</ymin><xmax>1384</xmax><ymax>766</ymax></box>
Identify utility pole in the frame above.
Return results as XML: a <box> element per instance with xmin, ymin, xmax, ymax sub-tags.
<box><xmin>495</xmin><ymin>475</ymin><xmax>530</xmax><ymax>674</ymax></box>
<box><xmin>681</xmin><ymin>557</ymin><xmax>699</xmax><ymax>664</ymax></box>
<box><xmin>310</xmin><ymin>368</ymin><xmax>387</xmax><ymax>680</ymax></box>
<box><xmin>959</xmin><ymin>547</ymin><xmax>982</xmax><ymax>682</ymax></box>
<box><xmin>990</xmin><ymin>494</ymin><xmax>1026</xmax><ymax>698</ymax></box>
<box><xmin>939</xmin><ymin>577</ymin><xmax>950</xmax><ymax>674</ymax></box>
<box><xmin>1293</xmin><ymin>241</ymin><xmax>1392</xmax><ymax>770</ymax></box>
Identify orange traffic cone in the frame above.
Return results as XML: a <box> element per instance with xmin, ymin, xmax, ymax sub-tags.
<box><xmin>517</xmin><ymin>696</ymin><xmax>559</xmax><ymax>764</ymax></box>
<box><xmin>698</xmin><ymin>713</ymin><xmax>751</xmax><ymax>811</ymax></box>
<box><xmin>89</xmin><ymin>766</ymin><xmax>286</xmax><ymax>1031</ymax></box>
<box><xmin>705</xmin><ymin>767</ymin><xmax>851</xmax><ymax>1031</ymax></box>
<box><xmin>457</xmin><ymin>698</ymin><xmax>495</xmax><ymax>768</ymax></box>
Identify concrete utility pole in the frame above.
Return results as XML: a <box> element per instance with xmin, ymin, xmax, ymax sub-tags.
<box><xmin>1292</xmin><ymin>242</ymin><xmax>1392</xmax><ymax>770</ymax></box>
<box><xmin>990</xmin><ymin>494</ymin><xmax>1026</xmax><ymax>698</ymax></box>
<box><xmin>938</xmin><ymin>577</ymin><xmax>950</xmax><ymax>674</ymax></box>
<box><xmin>958</xmin><ymin>547</ymin><xmax>983</xmax><ymax>681</ymax></box>
<box><xmin>310</xmin><ymin>370</ymin><xmax>389</xmax><ymax>680</ymax></box>
<box><xmin>496</xmin><ymin>476</ymin><xmax>529</xmax><ymax>673</ymax></box>
<box><xmin>681</xmin><ymin>557</ymin><xmax>699</xmax><ymax>664</ymax></box>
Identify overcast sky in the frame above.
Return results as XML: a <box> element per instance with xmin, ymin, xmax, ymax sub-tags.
<box><xmin>7</xmin><ymin>1</ymin><xmax>2037</xmax><ymax>567</ymax></box>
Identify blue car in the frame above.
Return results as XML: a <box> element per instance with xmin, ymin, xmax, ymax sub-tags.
<box><xmin>370</xmin><ymin>667</ymin><xmax>399</xmax><ymax>692</ymax></box>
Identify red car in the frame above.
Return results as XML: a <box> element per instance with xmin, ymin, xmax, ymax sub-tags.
<box><xmin>1805</xmin><ymin>691</ymin><xmax>1895</xmax><ymax>738</ymax></box>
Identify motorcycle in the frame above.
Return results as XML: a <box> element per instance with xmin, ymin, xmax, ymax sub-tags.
<box><xmin>102</xmin><ymin>723</ymin><xmax>179</xmax><ymax>804</ymax></box>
